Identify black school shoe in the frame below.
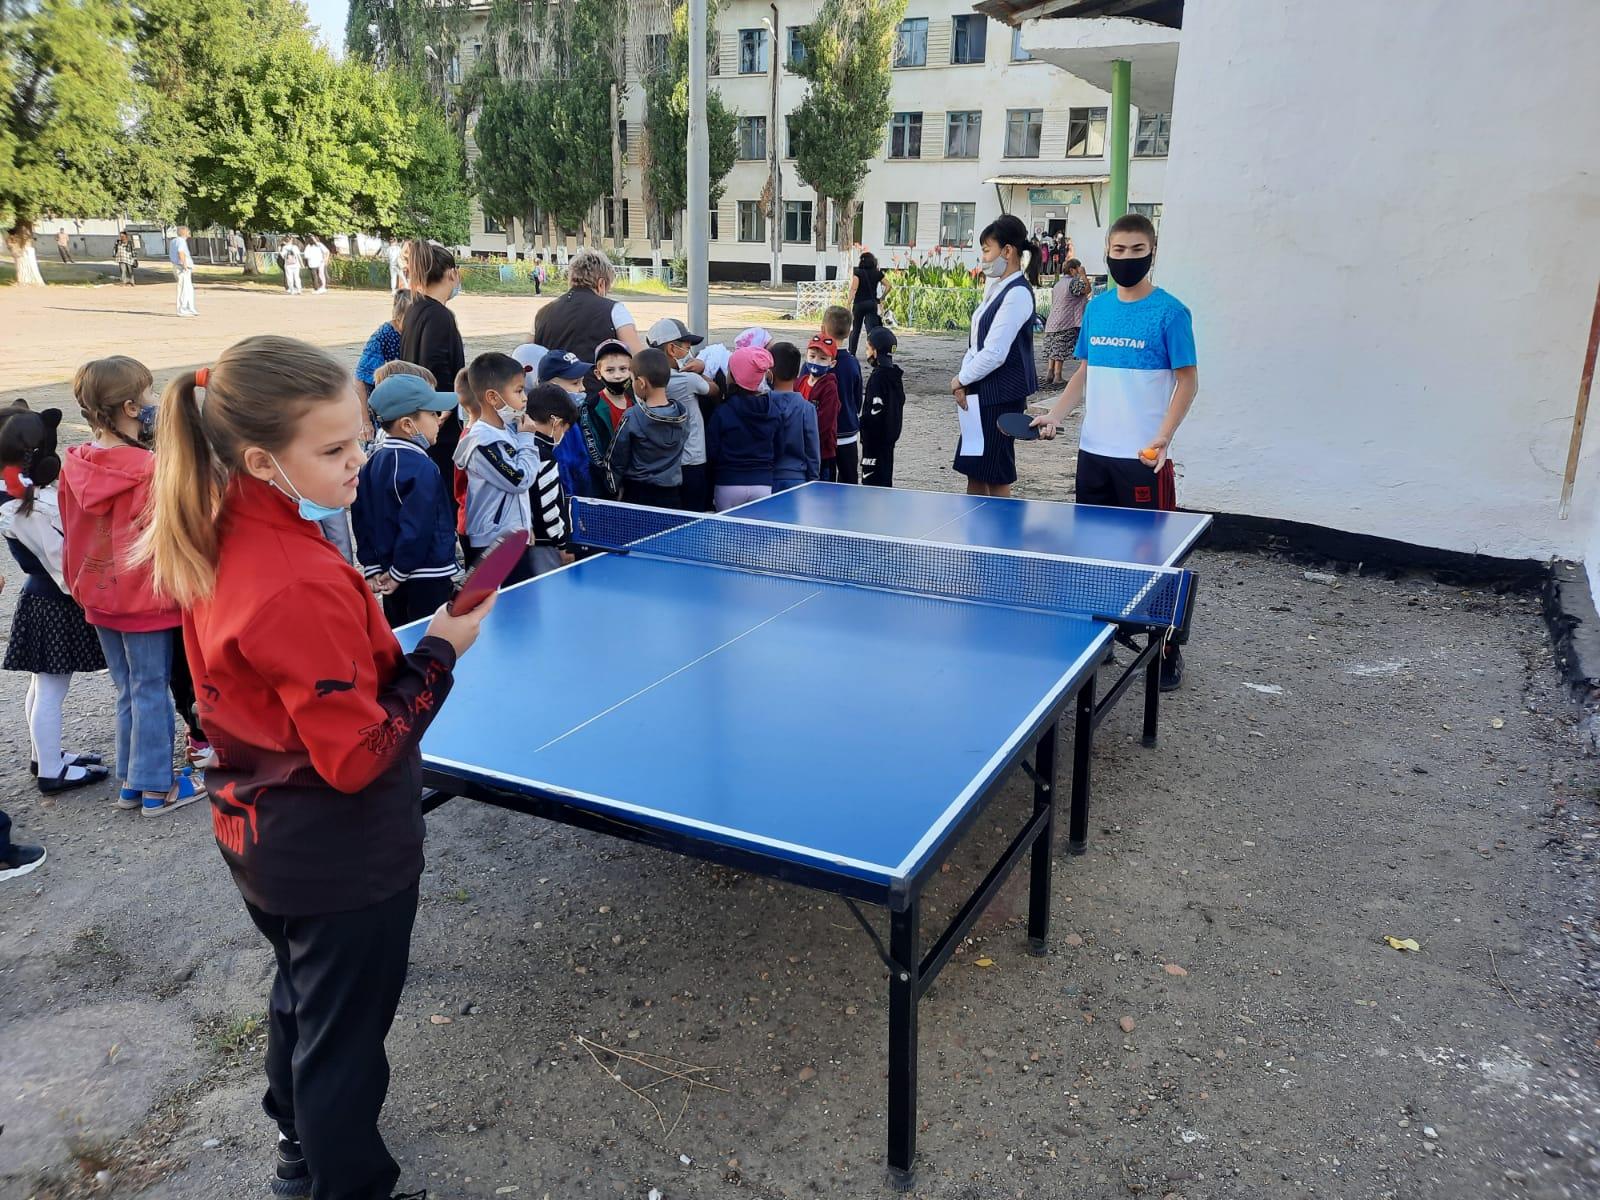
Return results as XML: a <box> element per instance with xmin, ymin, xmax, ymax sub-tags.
<box><xmin>270</xmin><ymin>1135</ymin><xmax>311</xmax><ymax>1197</ymax></box>
<box><xmin>1159</xmin><ymin>646</ymin><xmax>1185</xmax><ymax>692</ymax></box>
<box><xmin>37</xmin><ymin>764</ymin><xmax>111</xmax><ymax>794</ymax></box>
<box><xmin>29</xmin><ymin>751</ymin><xmax>104</xmax><ymax>774</ymax></box>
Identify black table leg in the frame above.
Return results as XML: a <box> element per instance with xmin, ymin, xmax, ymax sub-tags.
<box><xmin>1028</xmin><ymin>721</ymin><xmax>1059</xmax><ymax>954</ymax></box>
<box><xmin>1142</xmin><ymin>632</ymin><xmax>1163</xmax><ymax>748</ymax></box>
<box><xmin>886</xmin><ymin>901</ymin><xmax>920</xmax><ymax>1190</ymax></box>
<box><xmin>1069</xmin><ymin>677</ymin><xmax>1094</xmax><ymax>854</ymax></box>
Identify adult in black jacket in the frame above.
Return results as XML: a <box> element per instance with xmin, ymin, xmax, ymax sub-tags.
<box><xmin>847</xmin><ymin>251</ymin><xmax>890</xmax><ymax>355</ymax></box>
<box><xmin>399</xmin><ymin>241</ymin><xmax>465</xmax><ymax>502</ymax></box>
<box><xmin>532</xmin><ymin>249</ymin><xmax>644</xmax><ymax>364</ymax></box>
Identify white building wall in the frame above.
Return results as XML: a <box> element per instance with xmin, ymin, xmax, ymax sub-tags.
<box><xmin>463</xmin><ymin>0</ymin><xmax>1169</xmax><ymax>276</ymax></box>
<box><xmin>1157</xmin><ymin>0</ymin><xmax>1600</xmax><ymax>564</ymax></box>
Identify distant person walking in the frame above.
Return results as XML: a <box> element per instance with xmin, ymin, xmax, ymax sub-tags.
<box><xmin>114</xmin><ymin>233</ymin><xmax>137</xmax><ymax>286</ymax></box>
<box><xmin>305</xmin><ymin>238</ymin><xmax>328</xmax><ymax>293</ymax></box>
<box><xmin>280</xmin><ymin>239</ymin><xmax>303</xmax><ymax>295</ymax></box>
<box><xmin>170</xmin><ymin>225</ymin><xmax>197</xmax><ymax>317</ymax></box>
<box><xmin>847</xmin><ymin>251</ymin><xmax>889</xmax><ymax>355</ymax></box>
<box><xmin>55</xmin><ymin>228</ymin><xmax>73</xmax><ymax>264</ymax></box>
<box><xmin>230</xmin><ymin>231</ymin><xmax>246</xmax><ymax>266</ymax></box>
<box><xmin>385</xmin><ymin>239</ymin><xmax>408</xmax><ymax>293</ymax></box>
<box><xmin>1043</xmin><ymin>258</ymin><xmax>1091</xmax><ymax>387</ymax></box>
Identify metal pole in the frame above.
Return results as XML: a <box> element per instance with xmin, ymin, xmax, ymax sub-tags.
<box><xmin>687</xmin><ymin>0</ymin><xmax>710</xmax><ymax>331</ymax></box>
<box><xmin>1107</xmin><ymin>58</ymin><xmax>1131</xmax><ymax>222</ymax></box>
<box><xmin>769</xmin><ymin>3</ymin><xmax>782</xmax><ymax>288</ymax></box>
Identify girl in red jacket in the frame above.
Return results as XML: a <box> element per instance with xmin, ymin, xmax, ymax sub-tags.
<box><xmin>137</xmin><ymin>335</ymin><xmax>494</xmax><ymax>1200</ymax></box>
<box><xmin>59</xmin><ymin>357</ymin><xmax>207</xmax><ymax>816</ymax></box>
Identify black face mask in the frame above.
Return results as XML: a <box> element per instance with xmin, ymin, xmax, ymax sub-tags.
<box><xmin>1106</xmin><ymin>253</ymin><xmax>1153</xmax><ymax>288</ymax></box>
<box><xmin>602</xmin><ymin>379</ymin><xmax>628</xmax><ymax>395</ymax></box>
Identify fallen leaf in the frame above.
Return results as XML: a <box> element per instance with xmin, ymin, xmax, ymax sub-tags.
<box><xmin>1119</xmin><ymin>1016</ymin><xmax>1136</xmax><ymax>1034</ymax></box>
<box><xmin>1163</xmin><ymin>963</ymin><xmax>1189</xmax><ymax>977</ymax></box>
<box><xmin>1383</xmin><ymin>936</ymin><xmax>1421</xmax><ymax>952</ymax></box>
<box><xmin>974</xmin><ymin>957</ymin><xmax>995</xmax><ymax>968</ymax></box>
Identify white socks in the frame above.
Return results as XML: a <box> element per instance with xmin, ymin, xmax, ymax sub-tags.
<box><xmin>27</xmin><ymin>672</ymin><xmax>83</xmax><ymax>779</ymax></box>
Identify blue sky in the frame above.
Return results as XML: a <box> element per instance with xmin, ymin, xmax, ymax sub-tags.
<box><xmin>302</xmin><ymin>0</ymin><xmax>348</xmax><ymax>56</ymax></box>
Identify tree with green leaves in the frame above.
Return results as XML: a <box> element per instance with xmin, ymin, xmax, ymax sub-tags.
<box><xmin>790</xmin><ymin>0</ymin><xmax>905</xmax><ymax>279</ymax></box>
<box><xmin>185</xmin><ymin>30</ymin><xmax>413</xmax><ymax>236</ymax></box>
<box><xmin>471</xmin><ymin>0</ymin><xmax>623</xmax><ymax>250</ymax></box>
<box><xmin>640</xmin><ymin>0</ymin><xmax>736</xmax><ymax>264</ymax></box>
<box><xmin>346</xmin><ymin>0</ymin><xmax>472</xmax><ymax>109</ymax></box>
<box><xmin>389</xmin><ymin>77</ymin><xmax>471</xmax><ymax>244</ymax></box>
<box><xmin>1</xmin><ymin>0</ymin><xmax>137</xmax><ymax>285</ymax></box>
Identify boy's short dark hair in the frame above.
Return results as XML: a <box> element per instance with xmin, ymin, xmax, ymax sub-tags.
<box><xmin>769</xmin><ymin>341</ymin><xmax>802</xmax><ymax>382</ymax></box>
<box><xmin>524</xmin><ymin>382</ymin><xmax>581</xmax><ymax>425</ymax></box>
<box><xmin>631</xmin><ymin>347</ymin><xmax>672</xmax><ymax>391</ymax></box>
<box><xmin>1107</xmin><ymin>212</ymin><xmax>1157</xmax><ymax>247</ymax></box>
<box><xmin>821</xmin><ymin>305</ymin><xmax>851</xmax><ymax>341</ymax></box>
<box><xmin>467</xmin><ymin>352</ymin><xmax>522</xmax><ymax>408</ymax></box>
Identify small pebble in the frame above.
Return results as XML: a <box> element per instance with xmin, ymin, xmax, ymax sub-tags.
<box><xmin>202</xmin><ymin>1138</ymin><xmax>221</xmax><ymax>1149</ymax></box>
<box><xmin>1119</xmin><ymin>1016</ymin><xmax>1136</xmax><ymax>1034</ymax></box>
<box><xmin>1423</xmin><ymin>1126</ymin><xmax>1437</xmax><ymax>1139</ymax></box>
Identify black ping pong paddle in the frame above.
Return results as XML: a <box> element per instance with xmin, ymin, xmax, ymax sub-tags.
<box><xmin>997</xmin><ymin>410</ymin><xmax>1042</xmax><ymax>441</ymax></box>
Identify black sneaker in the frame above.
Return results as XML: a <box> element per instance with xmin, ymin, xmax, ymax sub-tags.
<box><xmin>0</xmin><ymin>842</ymin><xmax>46</xmax><ymax>882</ymax></box>
<box><xmin>271</xmin><ymin>1134</ymin><xmax>311</xmax><ymax>1197</ymax></box>
<box><xmin>1159</xmin><ymin>646</ymin><xmax>1185</xmax><ymax>692</ymax></box>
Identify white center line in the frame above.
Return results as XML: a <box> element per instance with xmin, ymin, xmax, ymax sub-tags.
<box><xmin>533</xmin><ymin>590</ymin><xmax>823</xmax><ymax>753</ymax></box>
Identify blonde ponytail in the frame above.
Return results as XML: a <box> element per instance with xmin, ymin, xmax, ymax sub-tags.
<box><xmin>134</xmin><ymin>335</ymin><xmax>350</xmax><ymax>606</ymax></box>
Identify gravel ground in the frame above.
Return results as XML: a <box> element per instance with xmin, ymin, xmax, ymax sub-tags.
<box><xmin>2</xmin><ymin>289</ymin><xmax>1598</xmax><ymax>1200</ymax></box>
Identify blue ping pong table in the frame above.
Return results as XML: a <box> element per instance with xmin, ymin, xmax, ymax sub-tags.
<box><xmin>408</xmin><ymin>482</ymin><xmax>1209</xmax><ymax>1185</ymax></box>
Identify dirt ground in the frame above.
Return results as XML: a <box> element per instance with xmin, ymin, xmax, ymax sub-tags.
<box><xmin>2</xmin><ymin>280</ymin><xmax>1598</xmax><ymax>1200</ymax></box>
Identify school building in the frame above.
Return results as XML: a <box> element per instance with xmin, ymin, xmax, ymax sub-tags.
<box><xmin>460</xmin><ymin>0</ymin><xmax>1171</xmax><ymax>278</ymax></box>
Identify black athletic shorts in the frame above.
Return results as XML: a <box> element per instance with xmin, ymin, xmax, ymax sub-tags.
<box><xmin>1075</xmin><ymin>448</ymin><xmax>1177</xmax><ymax>510</ymax></box>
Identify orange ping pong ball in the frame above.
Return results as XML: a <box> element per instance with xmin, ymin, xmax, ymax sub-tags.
<box><xmin>1139</xmin><ymin>446</ymin><xmax>1161</xmax><ymax>464</ymax></box>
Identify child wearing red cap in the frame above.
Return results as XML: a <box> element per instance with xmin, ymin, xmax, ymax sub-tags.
<box><xmin>799</xmin><ymin>334</ymin><xmax>841</xmax><ymax>481</ymax></box>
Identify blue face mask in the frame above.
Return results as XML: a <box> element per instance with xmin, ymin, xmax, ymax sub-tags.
<box><xmin>449</xmin><ymin>278</ymin><xmax>462</xmax><ymax>300</ymax></box>
<box><xmin>803</xmin><ymin>362</ymin><xmax>829</xmax><ymax>376</ymax></box>
<box><xmin>137</xmin><ymin>404</ymin><xmax>157</xmax><ymax>443</ymax></box>
<box><xmin>268</xmin><ymin>454</ymin><xmax>345</xmax><ymax>523</ymax></box>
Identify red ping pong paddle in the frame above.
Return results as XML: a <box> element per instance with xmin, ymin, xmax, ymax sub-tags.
<box><xmin>997</xmin><ymin>411</ymin><xmax>1042</xmax><ymax>441</ymax></box>
<box><xmin>449</xmin><ymin>529</ymin><xmax>530</xmax><ymax>615</ymax></box>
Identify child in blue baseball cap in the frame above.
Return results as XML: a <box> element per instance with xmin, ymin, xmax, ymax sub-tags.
<box><xmin>351</xmin><ymin>375</ymin><xmax>462</xmax><ymax>627</ymax></box>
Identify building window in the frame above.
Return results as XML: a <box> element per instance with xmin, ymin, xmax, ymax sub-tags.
<box><xmin>783</xmin><ymin>199</ymin><xmax>813</xmax><ymax>244</ymax></box>
<box><xmin>1066</xmin><ymin>106</ymin><xmax>1107</xmax><ymax>157</ymax></box>
<box><xmin>617</xmin><ymin>119</ymin><xmax>628</xmax><ymax>154</ymax></box>
<box><xmin>483</xmin><ymin>213</ymin><xmax>504</xmax><ymax>235</ymax></box>
<box><xmin>738</xmin><ymin>28</ymin><xmax>768</xmax><ymax>74</ymax></box>
<box><xmin>1004</xmin><ymin>108</ymin><xmax>1042</xmax><ymax>158</ymax></box>
<box><xmin>884</xmin><ymin>202</ymin><xmax>917</xmax><ymax>247</ymax></box>
<box><xmin>939</xmin><ymin>202</ymin><xmax>975</xmax><ymax>247</ymax></box>
<box><xmin>946</xmin><ymin>110</ymin><xmax>981</xmax><ymax>159</ymax></box>
<box><xmin>643</xmin><ymin>33</ymin><xmax>669</xmax><ymax>74</ymax></box>
<box><xmin>738</xmin><ymin>200</ymin><xmax>765</xmax><ymax>243</ymax></box>
<box><xmin>1129</xmin><ymin>202</ymin><xmax>1163</xmax><ymax>234</ymax></box>
<box><xmin>895</xmin><ymin>18</ymin><xmax>927</xmax><ymax>68</ymax></box>
<box><xmin>709</xmin><ymin>208</ymin><xmax>720</xmax><ymax>241</ymax></box>
<box><xmin>603</xmin><ymin>198</ymin><xmax>630</xmax><ymax>240</ymax></box>
<box><xmin>786</xmin><ymin>114</ymin><xmax>799</xmax><ymax>159</ymax></box>
<box><xmin>1135</xmin><ymin>111</ymin><xmax>1171</xmax><ymax>157</ymax></box>
<box><xmin>888</xmin><ymin>112</ymin><xmax>922</xmax><ymax>160</ymax></box>
<box><xmin>951</xmin><ymin>15</ymin><xmax>986</xmax><ymax>64</ymax></box>
<box><xmin>787</xmin><ymin>26</ymin><xmax>806</xmax><ymax>69</ymax></box>
<box><xmin>1010</xmin><ymin>28</ymin><xmax>1031</xmax><ymax>61</ymax></box>
<box><xmin>737</xmin><ymin>115</ymin><xmax>767</xmax><ymax>161</ymax></box>
<box><xmin>470</xmin><ymin>41</ymin><xmax>482</xmax><ymax>62</ymax></box>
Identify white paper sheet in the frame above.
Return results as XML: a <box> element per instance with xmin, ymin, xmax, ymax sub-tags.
<box><xmin>957</xmin><ymin>394</ymin><xmax>984</xmax><ymax>458</ymax></box>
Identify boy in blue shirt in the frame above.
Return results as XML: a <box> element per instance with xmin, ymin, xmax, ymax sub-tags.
<box><xmin>767</xmin><ymin>341</ymin><xmax>820</xmax><ymax>490</ymax></box>
<box><xmin>351</xmin><ymin>374</ymin><xmax>461</xmax><ymax>627</ymax></box>
<box><xmin>822</xmin><ymin>306</ymin><xmax>863</xmax><ymax>483</ymax></box>
<box><xmin>1034</xmin><ymin>211</ymin><xmax>1199</xmax><ymax>688</ymax></box>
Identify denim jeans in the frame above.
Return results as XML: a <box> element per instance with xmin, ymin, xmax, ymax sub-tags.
<box><xmin>96</xmin><ymin>627</ymin><xmax>176</xmax><ymax>794</ymax></box>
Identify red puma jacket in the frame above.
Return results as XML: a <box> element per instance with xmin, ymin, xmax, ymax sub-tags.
<box><xmin>184</xmin><ymin>476</ymin><xmax>457</xmax><ymax>915</ymax></box>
